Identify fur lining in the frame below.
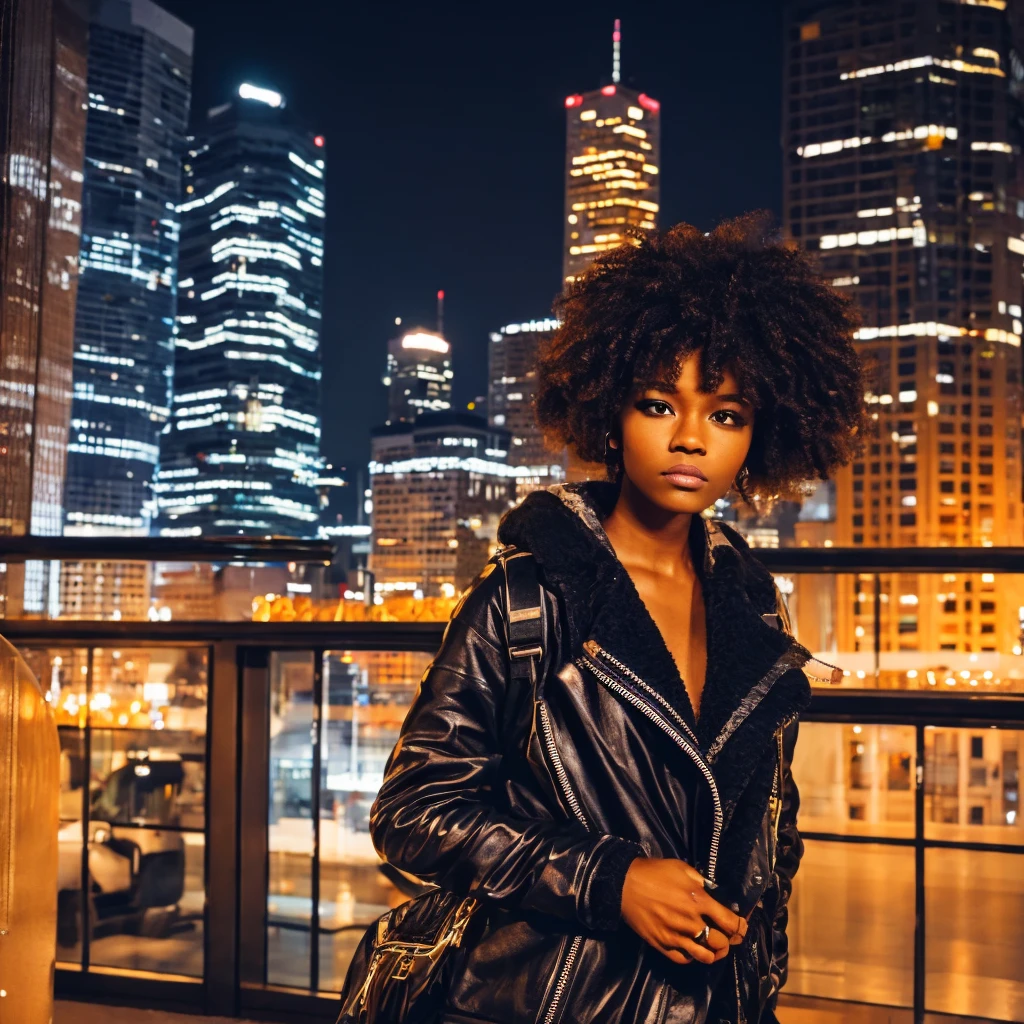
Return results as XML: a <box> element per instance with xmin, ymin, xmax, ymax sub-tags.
<box><xmin>496</xmin><ymin>480</ymin><xmax>812</xmax><ymax>897</ymax></box>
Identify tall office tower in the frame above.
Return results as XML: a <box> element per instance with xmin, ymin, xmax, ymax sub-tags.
<box><xmin>369</xmin><ymin>412</ymin><xmax>564</xmax><ymax>597</ymax></box>
<box><xmin>0</xmin><ymin>0</ymin><xmax>88</xmax><ymax>615</ymax></box>
<box><xmin>64</xmin><ymin>0</ymin><xmax>192</xmax><ymax>537</ymax></box>
<box><xmin>562</xmin><ymin>22</ymin><xmax>661</xmax><ymax>286</ymax></box>
<box><xmin>487</xmin><ymin>318</ymin><xmax>566</xmax><ymax>476</ymax></box>
<box><xmin>783</xmin><ymin>1</ymin><xmax>1024</xmax><ymax>672</ymax></box>
<box><xmin>383</xmin><ymin>328</ymin><xmax>453</xmax><ymax>425</ymax></box>
<box><xmin>155</xmin><ymin>84</ymin><xmax>326</xmax><ymax>537</ymax></box>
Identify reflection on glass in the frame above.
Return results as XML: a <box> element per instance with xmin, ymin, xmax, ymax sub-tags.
<box><xmin>27</xmin><ymin>646</ymin><xmax>208</xmax><ymax>978</ymax></box>
<box><xmin>788</xmin><ymin>839</ymin><xmax>914</xmax><ymax>1007</ymax></box>
<box><xmin>926</xmin><ymin>848</ymin><xmax>1024</xmax><ymax>1021</ymax></box>
<box><xmin>781</xmin><ymin>571</ymin><xmax>1024</xmax><ymax>692</ymax></box>
<box><xmin>793</xmin><ymin>722</ymin><xmax>916</xmax><ymax>838</ymax></box>
<box><xmin>925</xmin><ymin>727</ymin><xmax>1024</xmax><ymax>843</ymax></box>
<box><xmin>316</xmin><ymin>650</ymin><xmax>430</xmax><ymax>990</ymax></box>
<box><xmin>267</xmin><ymin>650</ymin><xmax>315</xmax><ymax>988</ymax></box>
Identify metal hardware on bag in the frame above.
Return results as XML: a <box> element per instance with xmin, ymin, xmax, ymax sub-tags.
<box><xmin>356</xmin><ymin>897</ymin><xmax>479</xmax><ymax>1008</ymax></box>
<box><xmin>510</xmin><ymin>645</ymin><xmax>544</xmax><ymax>659</ymax></box>
<box><xmin>392</xmin><ymin>956</ymin><xmax>415</xmax><ymax>981</ymax></box>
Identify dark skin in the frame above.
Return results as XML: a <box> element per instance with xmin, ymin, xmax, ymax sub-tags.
<box><xmin>602</xmin><ymin>351</ymin><xmax>757</xmax><ymax>967</ymax></box>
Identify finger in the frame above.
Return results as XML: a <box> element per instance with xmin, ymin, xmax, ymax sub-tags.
<box><xmin>703</xmin><ymin>928</ymin><xmax>730</xmax><ymax>955</ymax></box>
<box><xmin>659</xmin><ymin>946</ymin><xmax>693</xmax><ymax>965</ymax></box>
<box><xmin>674</xmin><ymin>937</ymin><xmax>717</xmax><ymax>965</ymax></box>
<box><xmin>693</xmin><ymin>894</ymin><xmax>744</xmax><ymax>938</ymax></box>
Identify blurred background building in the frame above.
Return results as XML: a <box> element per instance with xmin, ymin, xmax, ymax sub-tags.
<box><xmin>0</xmin><ymin>0</ymin><xmax>88</xmax><ymax>615</ymax></box>
<box><xmin>64</xmin><ymin>0</ymin><xmax>192</xmax><ymax>537</ymax></box>
<box><xmin>155</xmin><ymin>83</ymin><xmax>326</xmax><ymax>538</ymax></box>
<box><xmin>562</xmin><ymin>20</ymin><xmax>661</xmax><ymax>288</ymax></box>
<box><xmin>382</xmin><ymin>325</ymin><xmax>452</xmax><ymax>426</ymax></box>
<box><xmin>783</xmin><ymin>0</ymin><xmax>1024</xmax><ymax>671</ymax></box>
<box><xmin>487</xmin><ymin>318</ymin><xmax>566</xmax><ymax>472</ymax></box>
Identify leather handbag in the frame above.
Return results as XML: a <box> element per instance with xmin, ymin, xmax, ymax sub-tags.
<box><xmin>335</xmin><ymin>547</ymin><xmax>544</xmax><ymax>1024</ymax></box>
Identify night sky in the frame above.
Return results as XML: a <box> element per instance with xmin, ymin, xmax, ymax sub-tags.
<box><xmin>159</xmin><ymin>0</ymin><xmax>785</xmax><ymax>519</ymax></box>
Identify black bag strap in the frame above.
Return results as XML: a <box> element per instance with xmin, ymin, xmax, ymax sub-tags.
<box><xmin>496</xmin><ymin>546</ymin><xmax>544</xmax><ymax>685</ymax></box>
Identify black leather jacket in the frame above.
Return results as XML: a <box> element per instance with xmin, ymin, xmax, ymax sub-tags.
<box><xmin>370</xmin><ymin>480</ymin><xmax>819</xmax><ymax>1024</ymax></box>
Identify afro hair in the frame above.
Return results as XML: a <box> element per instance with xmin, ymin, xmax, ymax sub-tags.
<box><xmin>535</xmin><ymin>211</ymin><xmax>867</xmax><ymax>502</ymax></box>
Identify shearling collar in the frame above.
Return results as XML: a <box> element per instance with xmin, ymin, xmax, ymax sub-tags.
<box><xmin>496</xmin><ymin>479</ymin><xmax>813</xmax><ymax>879</ymax></box>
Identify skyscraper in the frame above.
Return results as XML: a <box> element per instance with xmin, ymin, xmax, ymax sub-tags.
<box><xmin>487</xmin><ymin>318</ymin><xmax>565</xmax><ymax>471</ymax></box>
<box><xmin>64</xmin><ymin>0</ymin><xmax>192</xmax><ymax>536</ymax></box>
<box><xmin>383</xmin><ymin>328</ymin><xmax>453</xmax><ymax>426</ymax></box>
<box><xmin>0</xmin><ymin>0</ymin><xmax>88</xmax><ymax>614</ymax></box>
<box><xmin>562</xmin><ymin>21</ymin><xmax>661</xmax><ymax>286</ymax></box>
<box><xmin>783</xmin><ymin>1</ymin><xmax>1024</xmax><ymax>666</ymax></box>
<box><xmin>155</xmin><ymin>84</ymin><xmax>326</xmax><ymax>537</ymax></box>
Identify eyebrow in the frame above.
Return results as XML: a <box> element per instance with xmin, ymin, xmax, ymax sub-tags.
<box><xmin>643</xmin><ymin>380</ymin><xmax>753</xmax><ymax>405</ymax></box>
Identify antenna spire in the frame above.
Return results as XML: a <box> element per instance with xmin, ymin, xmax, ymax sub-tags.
<box><xmin>436</xmin><ymin>290</ymin><xmax>445</xmax><ymax>336</ymax></box>
<box><xmin>612</xmin><ymin>18</ymin><xmax>621</xmax><ymax>84</ymax></box>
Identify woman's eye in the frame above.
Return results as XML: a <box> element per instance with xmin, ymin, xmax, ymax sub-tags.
<box><xmin>638</xmin><ymin>399</ymin><xmax>672</xmax><ymax>416</ymax></box>
<box><xmin>712</xmin><ymin>409</ymin><xmax>747</xmax><ymax>427</ymax></box>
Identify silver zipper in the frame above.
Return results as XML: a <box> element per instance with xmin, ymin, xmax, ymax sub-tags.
<box><xmin>582</xmin><ymin>639</ymin><xmax>700</xmax><ymax>748</ymax></box>
<box><xmin>537</xmin><ymin>701</ymin><xmax>590</xmax><ymax>830</ymax></box>
<box><xmin>542</xmin><ymin>934</ymin><xmax>583</xmax><ymax>1024</ymax></box>
<box><xmin>535</xmin><ymin>702</ymin><xmax>588</xmax><ymax>1024</ymax></box>
<box><xmin>576</xmin><ymin>645</ymin><xmax>723</xmax><ymax>882</ymax></box>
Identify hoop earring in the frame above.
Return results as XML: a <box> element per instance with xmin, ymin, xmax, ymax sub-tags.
<box><xmin>734</xmin><ymin>465</ymin><xmax>750</xmax><ymax>491</ymax></box>
<box><xmin>604</xmin><ymin>431</ymin><xmax>618</xmax><ymax>457</ymax></box>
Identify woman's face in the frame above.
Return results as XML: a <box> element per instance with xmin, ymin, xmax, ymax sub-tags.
<box><xmin>616</xmin><ymin>351</ymin><xmax>755</xmax><ymax>514</ymax></box>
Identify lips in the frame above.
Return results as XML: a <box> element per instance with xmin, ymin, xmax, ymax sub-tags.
<box><xmin>662</xmin><ymin>464</ymin><xmax>708</xmax><ymax>481</ymax></box>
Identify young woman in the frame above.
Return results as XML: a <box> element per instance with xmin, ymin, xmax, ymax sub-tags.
<box><xmin>369</xmin><ymin>214</ymin><xmax>864</xmax><ymax>1024</ymax></box>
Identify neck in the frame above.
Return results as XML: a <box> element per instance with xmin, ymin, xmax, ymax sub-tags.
<box><xmin>601</xmin><ymin>474</ymin><xmax>696</xmax><ymax>578</ymax></box>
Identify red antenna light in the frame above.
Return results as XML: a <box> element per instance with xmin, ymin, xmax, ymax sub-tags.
<box><xmin>638</xmin><ymin>93</ymin><xmax>660</xmax><ymax>113</ymax></box>
<box><xmin>314</xmin><ymin>135</ymin><xmax>325</xmax><ymax>147</ymax></box>
<box><xmin>565</xmin><ymin>94</ymin><xmax>583</xmax><ymax>108</ymax></box>
<box><xmin>601</xmin><ymin>84</ymin><xmax>616</xmax><ymax>97</ymax></box>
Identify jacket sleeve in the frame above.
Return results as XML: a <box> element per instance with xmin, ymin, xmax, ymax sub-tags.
<box><xmin>767</xmin><ymin>717</ymin><xmax>804</xmax><ymax>1006</ymax></box>
<box><xmin>368</xmin><ymin>557</ymin><xmax>644</xmax><ymax>932</ymax></box>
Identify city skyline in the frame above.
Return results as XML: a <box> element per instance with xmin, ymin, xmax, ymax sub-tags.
<box><xmin>155</xmin><ymin>0</ymin><xmax>787</xmax><ymax>517</ymax></box>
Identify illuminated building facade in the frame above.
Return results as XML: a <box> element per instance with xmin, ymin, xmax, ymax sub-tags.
<box><xmin>156</xmin><ymin>85</ymin><xmax>326</xmax><ymax>537</ymax></box>
<box><xmin>369</xmin><ymin>411</ymin><xmax>563</xmax><ymax>597</ymax></box>
<box><xmin>487</xmin><ymin>318</ymin><xmax>566</xmax><ymax>471</ymax></box>
<box><xmin>383</xmin><ymin>329</ymin><xmax>453</xmax><ymax>425</ymax></box>
<box><xmin>562</xmin><ymin>83</ymin><xmax>661</xmax><ymax>286</ymax></box>
<box><xmin>0</xmin><ymin>0</ymin><xmax>88</xmax><ymax>615</ymax></box>
<box><xmin>783</xmin><ymin>0</ymin><xmax>1024</xmax><ymax>674</ymax></box>
<box><xmin>64</xmin><ymin>0</ymin><xmax>192</xmax><ymax>537</ymax></box>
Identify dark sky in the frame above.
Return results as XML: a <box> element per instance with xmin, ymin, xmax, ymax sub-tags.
<box><xmin>159</xmin><ymin>0</ymin><xmax>785</xmax><ymax>517</ymax></box>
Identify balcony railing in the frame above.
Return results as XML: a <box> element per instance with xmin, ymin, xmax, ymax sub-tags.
<box><xmin>2</xmin><ymin>542</ymin><xmax>1022</xmax><ymax>1024</ymax></box>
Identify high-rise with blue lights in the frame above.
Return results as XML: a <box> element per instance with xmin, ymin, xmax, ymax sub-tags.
<box><xmin>64</xmin><ymin>0</ymin><xmax>192</xmax><ymax>536</ymax></box>
<box><xmin>155</xmin><ymin>84</ymin><xmax>326</xmax><ymax>537</ymax></box>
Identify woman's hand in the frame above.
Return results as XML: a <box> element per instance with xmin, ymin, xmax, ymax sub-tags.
<box><xmin>619</xmin><ymin>858</ymin><xmax>747</xmax><ymax>965</ymax></box>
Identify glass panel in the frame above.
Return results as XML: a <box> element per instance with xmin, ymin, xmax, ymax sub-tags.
<box><xmin>317</xmin><ymin>649</ymin><xmax>430</xmax><ymax>991</ymax></box>
<box><xmin>84</xmin><ymin>647</ymin><xmax>207</xmax><ymax>977</ymax></box>
<box><xmin>925</xmin><ymin>727</ymin><xmax>1024</xmax><ymax>843</ymax></box>
<box><xmin>21</xmin><ymin>648</ymin><xmax>90</xmax><ymax>967</ymax></box>
<box><xmin>793</xmin><ymin>722</ymin><xmax>916</xmax><ymax>838</ymax></box>
<box><xmin>926</xmin><ymin>848</ymin><xmax>1024</xmax><ymax>1021</ymax></box>
<box><xmin>267</xmin><ymin>650</ymin><xmax>315</xmax><ymax>989</ymax></box>
<box><xmin>788</xmin><ymin>839</ymin><xmax>914</xmax><ymax>1007</ymax></box>
<box><xmin>781</xmin><ymin>570</ymin><xmax>1024</xmax><ymax>692</ymax></box>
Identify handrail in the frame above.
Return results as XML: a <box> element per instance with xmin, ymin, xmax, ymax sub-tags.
<box><xmin>0</xmin><ymin>536</ymin><xmax>335</xmax><ymax>563</ymax></box>
<box><xmin>754</xmin><ymin>545</ymin><xmax>1024</xmax><ymax>573</ymax></box>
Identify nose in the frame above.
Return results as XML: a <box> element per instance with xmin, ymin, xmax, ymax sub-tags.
<box><xmin>670</xmin><ymin>409</ymin><xmax>707</xmax><ymax>458</ymax></box>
